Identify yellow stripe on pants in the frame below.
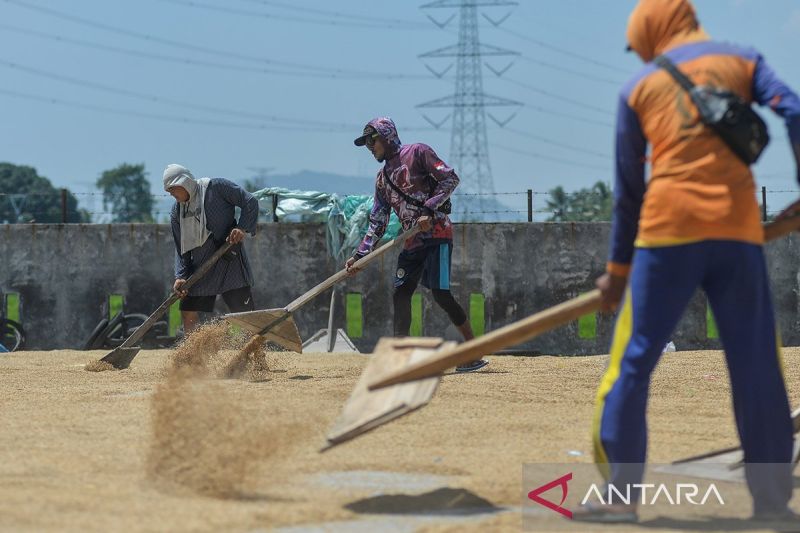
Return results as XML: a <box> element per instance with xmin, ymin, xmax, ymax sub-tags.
<box><xmin>592</xmin><ymin>289</ymin><xmax>634</xmax><ymax>480</ymax></box>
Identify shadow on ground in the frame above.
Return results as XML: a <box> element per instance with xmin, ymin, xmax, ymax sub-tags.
<box><xmin>344</xmin><ymin>487</ymin><xmax>502</xmax><ymax>516</ymax></box>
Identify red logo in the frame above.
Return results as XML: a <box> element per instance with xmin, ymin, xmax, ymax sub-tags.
<box><xmin>528</xmin><ymin>473</ymin><xmax>573</xmax><ymax>519</ymax></box>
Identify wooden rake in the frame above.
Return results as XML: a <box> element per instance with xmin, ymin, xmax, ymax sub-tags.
<box><xmin>223</xmin><ymin>225</ymin><xmax>421</xmax><ymax>357</ymax></box>
<box><xmin>369</xmin><ymin>214</ymin><xmax>800</xmax><ymax>389</ymax></box>
<box><xmin>321</xmin><ymin>215</ymin><xmax>800</xmax><ymax>450</ymax></box>
<box><xmin>322</xmin><ymin>337</ymin><xmax>455</xmax><ymax>451</ymax></box>
<box><xmin>96</xmin><ymin>242</ymin><xmax>234</xmax><ymax>370</ymax></box>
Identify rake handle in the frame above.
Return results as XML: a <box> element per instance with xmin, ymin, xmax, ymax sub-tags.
<box><xmin>370</xmin><ymin>291</ymin><xmax>601</xmax><ymax>388</ymax></box>
<box><xmin>369</xmin><ymin>214</ymin><xmax>800</xmax><ymax>389</ymax></box>
<box><xmin>121</xmin><ymin>241</ymin><xmax>234</xmax><ymax>348</ymax></box>
<box><xmin>285</xmin><ymin>225</ymin><xmax>421</xmax><ymax>313</ymax></box>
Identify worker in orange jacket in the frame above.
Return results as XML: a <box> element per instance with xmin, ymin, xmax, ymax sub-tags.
<box><xmin>580</xmin><ymin>0</ymin><xmax>800</xmax><ymax>524</ymax></box>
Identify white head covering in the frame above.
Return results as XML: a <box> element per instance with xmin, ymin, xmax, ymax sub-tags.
<box><xmin>163</xmin><ymin>164</ymin><xmax>211</xmax><ymax>254</ymax></box>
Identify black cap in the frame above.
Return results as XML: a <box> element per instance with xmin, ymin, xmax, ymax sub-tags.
<box><xmin>354</xmin><ymin>125</ymin><xmax>377</xmax><ymax>146</ymax></box>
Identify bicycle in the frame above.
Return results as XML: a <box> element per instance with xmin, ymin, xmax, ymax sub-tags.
<box><xmin>0</xmin><ymin>318</ymin><xmax>25</xmax><ymax>352</ymax></box>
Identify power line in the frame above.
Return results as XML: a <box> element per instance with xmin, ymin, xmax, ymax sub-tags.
<box><xmin>0</xmin><ymin>24</ymin><xmax>335</xmax><ymax>79</ymax></box>
<box><xmin>500</xmin><ymin>77</ymin><xmax>614</xmax><ymax>116</ymax></box>
<box><xmin>502</xmin><ymin>126</ymin><xmax>612</xmax><ymax>160</ymax></box>
<box><xmin>7</xmin><ymin>188</ymin><xmax>796</xmax><ymax>199</ymax></box>
<box><xmin>0</xmin><ymin>58</ymin><xmax>362</xmax><ymax>129</ymax></box>
<box><xmin>0</xmin><ymin>87</ymin><xmax>357</xmax><ymax>132</ymax></box>
<box><xmin>517</xmin><ymin>55</ymin><xmax>623</xmax><ymax>86</ymax></box>
<box><xmin>758</xmin><ymin>171</ymin><xmax>796</xmax><ymax>179</ymax></box>
<box><xmin>500</xmin><ymin>26</ymin><xmax>630</xmax><ymax>74</ymax></box>
<box><xmin>233</xmin><ymin>0</ymin><xmax>423</xmax><ymax>27</ymax></box>
<box><xmin>1</xmin><ymin>0</ymin><xmax>428</xmax><ymax>79</ymax></box>
<box><xmin>0</xmin><ymin>24</ymin><xmax>431</xmax><ymax>81</ymax></box>
<box><xmin>525</xmin><ymin>105</ymin><xmax>614</xmax><ymax>128</ymax></box>
<box><xmin>158</xmin><ymin>0</ymin><xmax>425</xmax><ymax>30</ymax></box>
<box><xmin>4</xmin><ymin>2</ymin><xmax>618</xmax><ymax>124</ymax></box>
<box><xmin>4</xmin><ymin>0</ymin><xmax>313</xmax><ymax>71</ymax></box>
<box><xmin>0</xmin><ymin>67</ymin><xmax>613</xmax><ymax>165</ymax></box>
<box><xmin>490</xmin><ymin>143</ymin><xmax>612</xmax><ymax>172</ymax></box>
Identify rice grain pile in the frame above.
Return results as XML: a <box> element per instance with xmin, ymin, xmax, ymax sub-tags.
<box><xmin>84</xmin><ymin>359</ymin><xmax>116</xmax><ymax>372</ymax></box>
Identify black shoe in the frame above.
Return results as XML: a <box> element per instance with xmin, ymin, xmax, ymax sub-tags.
<box><xmin>455</xmin><ymin>359</ymin><xmax>489</xmax><ymax>373</ymax></box>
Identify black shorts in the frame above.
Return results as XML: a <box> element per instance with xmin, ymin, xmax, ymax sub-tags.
<box><xmin>394</xmin><ymin>242</ymin><xmax>452</xmax><ymax>290</ymax></box>
<box><xmin>179</xmin><ymin>286</ymin><xmax>255</xmax><ymax>313</ymax></box>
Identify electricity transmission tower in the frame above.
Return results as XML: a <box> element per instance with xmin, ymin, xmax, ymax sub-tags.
<box><xmin>418</xmin><ymin>0</ymin><xmax>522</xmax><ymax>220</ymax></box>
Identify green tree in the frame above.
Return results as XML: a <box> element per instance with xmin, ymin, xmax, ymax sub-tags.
<box><xmin>96</xmin><ymin>163</ymin><xmax>154</xmax><ymax>222</ymax></box>
<box><xmin>0</xmin><ymin>163</ymin><xmax>89</xmax><ymax>223</ymax></box>
<box><xmin>545</xmin><ymin>186</ymin><xmax>570</xmax><ymax>220</ymax></box>
<box><xmin>545</xmin><ymin>181</ymin><xmax>613</xmax><ymax>222</ymax></box>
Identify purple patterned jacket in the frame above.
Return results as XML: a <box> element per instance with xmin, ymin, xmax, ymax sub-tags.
<box><xmin>355</xmin><ymin>117</ymin><xmax>459</xmax><ymax>257</ymax></box>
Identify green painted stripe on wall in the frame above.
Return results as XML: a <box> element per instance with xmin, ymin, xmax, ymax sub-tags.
<box><xmin>410</xmin><ymin>293</ymin><xmax>423</xmax><ymax>337</ymax></box>
<box><xmin>469</xmin><ymin>293</ymin><xmax>485</xmax><ymax>337</ymax></box>
<box><xmin>169</xmin><ymin>299</ymin><xmax>182</xmax><ymax>337</ymax></box>
<box><xmin>108</xmin><ymin>294</ymin><xmax>124</xmax><ymax>320</ymax></box>
<box><xmin>346</xmin><ymin>293</ymin><xmax>363</xmax><ymax>339</ymax></box>
<box><xmin>6</xmin><ymin>293</ymin><xmax>20</xmax><ymax>323</ymax></box>
<box><xmin>578</xmin><ymin>312</ymin><xmax>597</xmax><ymax>339</ymax></box>
<box><xmin>707</xmin><ymin>303</ymin><xmax>719</xmax><ymax>339</ymax></box>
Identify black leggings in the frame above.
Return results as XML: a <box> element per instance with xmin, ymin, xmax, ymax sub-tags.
<box><xmin>393</xmin><ymin>281</ymin><xmax>468</xmax><ymax>337</ymax></box>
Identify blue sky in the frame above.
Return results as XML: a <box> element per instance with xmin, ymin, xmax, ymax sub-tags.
<box><xmin>2</xmin><ymin>0</ymin><xmax>799</xmax><ymax>219</ymax></box>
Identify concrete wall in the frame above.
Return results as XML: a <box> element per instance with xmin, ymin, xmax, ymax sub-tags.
<box><xmin>2</xmin><ymin>223</ymin><xmax>798</xmax><ymax>353</ymax></box>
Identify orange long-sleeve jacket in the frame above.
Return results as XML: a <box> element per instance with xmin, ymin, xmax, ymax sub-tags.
<box><xmin>607</xmin><ymin>0</ymin><xmax>800</xmax><ymax>277</ymax></box>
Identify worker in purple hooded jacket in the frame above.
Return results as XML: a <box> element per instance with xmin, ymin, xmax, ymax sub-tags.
<box><xmin>346</xmin><ymin>117</ymin><xmax>488</xmax><ymax>372</ymax></box>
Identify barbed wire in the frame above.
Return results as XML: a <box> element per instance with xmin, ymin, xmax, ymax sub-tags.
<box><xmin>3</xmin><ymin>210</ymin><xmax>173</xmax><ymax>216</ymax></box>
<box><xmin>0</xmin><ymin>192</ymin><xmax>172</xmax><ymax>197</ymax></box>
<box><xmin>1</xmin><ymin>188</ymin><xmax>796</xmax><ymax>200</ymax></box>
<box><xmin>452</xmin><ymin>192</ymin><xmax>529</xmax><ymax>197</ymax></box>
<box><xmin>459</xmin><ymin>209</ymin><xmax>530</xmax><ymax>215</ymax></box>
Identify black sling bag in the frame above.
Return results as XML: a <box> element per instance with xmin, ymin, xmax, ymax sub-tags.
<box><xmin>654</xmin><ymin>55</ymin><xmax>769</xmax><ymax>165</ymax></box>
<box><xmin>383</xmin><ymin>173</ymin><xmax>452</xmax><ymax>215</ymax></box>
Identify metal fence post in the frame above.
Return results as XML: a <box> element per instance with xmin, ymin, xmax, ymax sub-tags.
<box><xmin>272</xmin><ymin>194</ymin><xmax>279</xmax><ymax>223</ymax></box>
<box><xmin>527</xmin><ymin>189</ymin><xmax>533</xmax><ymax>222</ymax></box>
<box><xmin>762</xmin><ymin>186</ymin><xmax>767</xmax><ymax>222</ymax></box>
<box><xmin>60</xmin><ymin>188</ymin><xmax>67</xmax><ymax>223</ymax></box>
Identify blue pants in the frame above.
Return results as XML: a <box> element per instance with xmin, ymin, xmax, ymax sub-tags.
<box><xmin>593</xmin><ymin>241</ymin><xmax>793</xmax><ymax>513</ymax></box>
